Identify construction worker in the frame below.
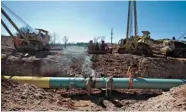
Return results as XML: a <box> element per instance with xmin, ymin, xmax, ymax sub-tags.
<box><xmin>172</xmin><ymin>36</ymin><xmax>176</xmax><ymax>40</ymax></box>
<box><xmin>100</xmin><ymin>40</ymin><xmax>105</xmax><ymax>51</ymax></box>
<box><xmin>100</xmin><ymin>40</ymin><xmax>112</xmax><ymax>53</ymax></box>
<box><xmin>95</xmin><ymin>42</ymin><xmax>99</xmax><ymax>51</ymax></box>
<box><xmin>40</xmin><ymin>32</ymin><xmax>45</xmax><ymax>39</ymax></box>
<box><xmin>88</xmin><ymin>40</ymin><xmax>94</xmax><ymax>53</ymax></box>
<box><xmin>129</xmin><ymin>64</ymin><xmax>141</xmax><ymax>78</ymax></box>
<box><xmin>100</xmin><ymin>40</ymin><xmax>109</xmax><ymax>51</ymax></box>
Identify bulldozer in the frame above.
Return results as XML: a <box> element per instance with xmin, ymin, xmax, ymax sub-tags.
<box><xmin>118</xmin><ymin>1</ymin><xmax>153</xmax><ymax>56</ymax></box>
<box><xmin>161</xmin><ymin>36</ymin><xmax>186</xmax><ymax>58</ymax></box>
<box><xmin>118</xmin><ymin>31</ymin><xmax>153</xmax><ymax>56</ymax></box>
<box><xmin>1</xmin><ymin>3</ymin><xmax>50</xmax><ymax>57</ymax></box>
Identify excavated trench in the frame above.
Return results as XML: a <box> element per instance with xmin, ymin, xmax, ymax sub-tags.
<box><xmin>2</xmin><ymin>77</ymin><xmax>186</xmax><ymax>111</ymax></box>
<box><xmin>1</xmin><ymin>46</ymin><xmax>186</xmax><ymax>111</ymax></box>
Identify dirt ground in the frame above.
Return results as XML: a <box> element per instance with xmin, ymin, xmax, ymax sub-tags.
<box><xmin>1</xmin><ymin>78</ymin><xmax>186</xmax><ymax>111</ymax></box>
<box><xmin>1</xmin><ymin>45</ymin><xmax>186</xmax><ymax>111</ymax></box>
<box><xmin>125</xmin><ymin>84</ymin><xmax>186</xmax><ymax>111</ymax></box>
<box><xmin>91</xmin><ymin>54</ymin><xmax>186</xmax><ymax>78</ymax></box>
<box><xmin>1</xmin><ymin>78</ymin><xmax>74</xmax><ymax>111</ymax></box>
<box><xmin>2</xmin><ymin>49</ymin><xmax>186</xmax><ymax>79</ymax></box>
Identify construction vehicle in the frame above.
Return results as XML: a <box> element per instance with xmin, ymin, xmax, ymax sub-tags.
<box><xmin>118</xmin><ymin>1</ymin><xmax>153</xmax><ymax>56</ymax></box>
<box><xmin>88</xmin><ymin>40</ymin><xmax>112</xmax><ymax>54</ymax></box>
<box><xmin>88</xmin><ymin>29</ymin><xmax>114</xmax><ymax>54</ymax></box>
<box><xmin>1</xmin><ymin>3</ymin><xmax>50</xmax><ymax>57</ymax></box>
<box><xmin>161</xmin><ymin>32</ymin><xmax>186</xmax><ymax>58</ymax></box>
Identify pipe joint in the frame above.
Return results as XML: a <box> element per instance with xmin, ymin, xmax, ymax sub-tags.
<box><xmin>68</xmin><ymin>81</ymin><xmax>75</xmax><ymax>89</ymax></box>
<box><xmin>106</xmin><ymin>76</ymin><xmax>113</xmax><ymax>97</ymax></box>
<box><xmin>86</xmin><ymin>77</ymin><xmax>96</xmax><ymax>96</ymax></box>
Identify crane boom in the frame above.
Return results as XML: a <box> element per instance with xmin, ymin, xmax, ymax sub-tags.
<box><xmin>1</xmin><ymin>8</ymin><xmax>30</xmax><ymax>44</ymax></box>
<box><xmin>177</xmin><ymin>32</ymin><xmax>186</xmax><ymax>40</ymax></box>
<box><xmin>118</xmin><ymin>0</ymin><xmax>152</xmax><ymax>56</ymax></box>
<box><xmin>134</xmin><ymin>1</ymin><xmax>137</xmax><ymax>37</ymax></box>
<box><xmin>1</xmin><ymin>19</ymin><xmax>14</xmax><ymax>36</ymax></box>
<box><xmin>126</xmin><ymin>0</ymin><xmax>138</xmax><ymax>48</ymax></box>
<box><xmin>2</xmin><ymin>2</ymin><xmax>33</xmax><ymax>31</ymax></box>
<box><xmin>1</xmin><ymin>3</ymin><xmax>50</xmax><ymax>58</ymax></box>
<box><xmin>126</xmin><ymin>1</ymin><xmax>131</xmax><ymax>48</ymax></box>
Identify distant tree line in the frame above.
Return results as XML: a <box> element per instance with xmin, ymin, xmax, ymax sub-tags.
<box><xmin>67</xmin><ymin>42</ymin><xmax>88</xmax><ymax>47</ymax></box>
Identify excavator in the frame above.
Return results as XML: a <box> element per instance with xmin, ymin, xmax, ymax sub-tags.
<box><xmin>118</xmin><ymin>1</ymin><xmax>153</xmax><ymax>56</ymax></box>
<box><xmin>1</xmin><ymin>3</ymin><xmax>50</xmax><ymax>58</ymax></box>
<box><xmin>161</xmin><ymin>32</ymin><xmax>186</xmax><ymax>58</ymax></box>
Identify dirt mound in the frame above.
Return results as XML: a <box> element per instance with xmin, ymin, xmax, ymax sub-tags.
<box><xmin>125</xmin><ymin>84</ymin><xmax>186</xmax><ymax>111</ymax></box>
<box><xmin>1</xmin><ymin>77</ymin><xmax>75</xmax><ymax>111</ymax></box>
<box><xmin>91</xmin><ymin>54</ymin><xmax>186</xmax><ymax>78</ymax></box>
<box><xmin>1</xmin><ymin>46</ymin><xmax>94</xmax><ymax>77</ymax></box>
<box><xmin>1</xmin><ymin>55</ymin><xmax>81</xmax><ymax>77</ymax></box>
<box><xmin>1</xmin><ymin>36</ymin><xmax>15</xmax><ymax>49</ymax></box>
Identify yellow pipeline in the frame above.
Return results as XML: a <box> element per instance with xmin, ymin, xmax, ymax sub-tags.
<box><xmin>4</xmin><ymin>76</ymin><xmax>50</xmax><ymax>88</ymax></box>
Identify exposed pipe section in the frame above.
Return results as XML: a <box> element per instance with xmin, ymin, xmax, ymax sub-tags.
<box><xmin>4</xmin><ymin>76</ymin><xmax>186</xmax><ymax>90</ymax></box>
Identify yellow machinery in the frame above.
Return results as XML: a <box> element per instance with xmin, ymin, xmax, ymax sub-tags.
<box><xmin>1</xmin><ymin>3</ymin><xmax>50</xmax><ymax>57</ymax></box>
<box><xmin>161</xmin><ymin>38</ymin><xmax>186</xmax><ymax>58</ymax></box>
<box><xmin>118</xmin><ymin>1</ymin><xmax>153</xmax><ymax>56</ymax></box>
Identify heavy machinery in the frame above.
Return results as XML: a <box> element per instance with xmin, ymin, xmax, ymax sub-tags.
<box><xmin>161</xmin><ymin>32</ymin><xmax>186</xmax><ymax>58</ymax></box>
<box><xmin>1</xmin><ymin>3</ymin><xmax>50</xmax><ymax>57</ymax></box>
<box><xmin>118</xmin><ymin>1</ymin><xmax>153</xmax><ymax>56</ymax></box>
<box><xmin>88</xmin><ymin>40</ymin><xmax>112</xmax><ymax>54</ymax></box>
<box><xmin>88</xmin><ymin>29</ymin><xmax>114</xmax><ymax>54</ymax></box>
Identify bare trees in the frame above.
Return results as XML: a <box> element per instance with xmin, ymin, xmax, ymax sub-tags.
<box><xmin>63</xmin><ymin>36</ymin><xmax>68</xmax><ymax>48</ymax></box>
<box><xmin>93</xmin><ymin>36</ymin><xmax>105</xmax><ymax>43</ymax></box>
<box><xmin>49</xmin><ymin>34</ymin><xmax>69</xmax><ymax>48</ymax></box>
<box><xmin>49</xmin><ymin>32</ymin><xmax>58</xmax><ymax>44</ymax></box>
